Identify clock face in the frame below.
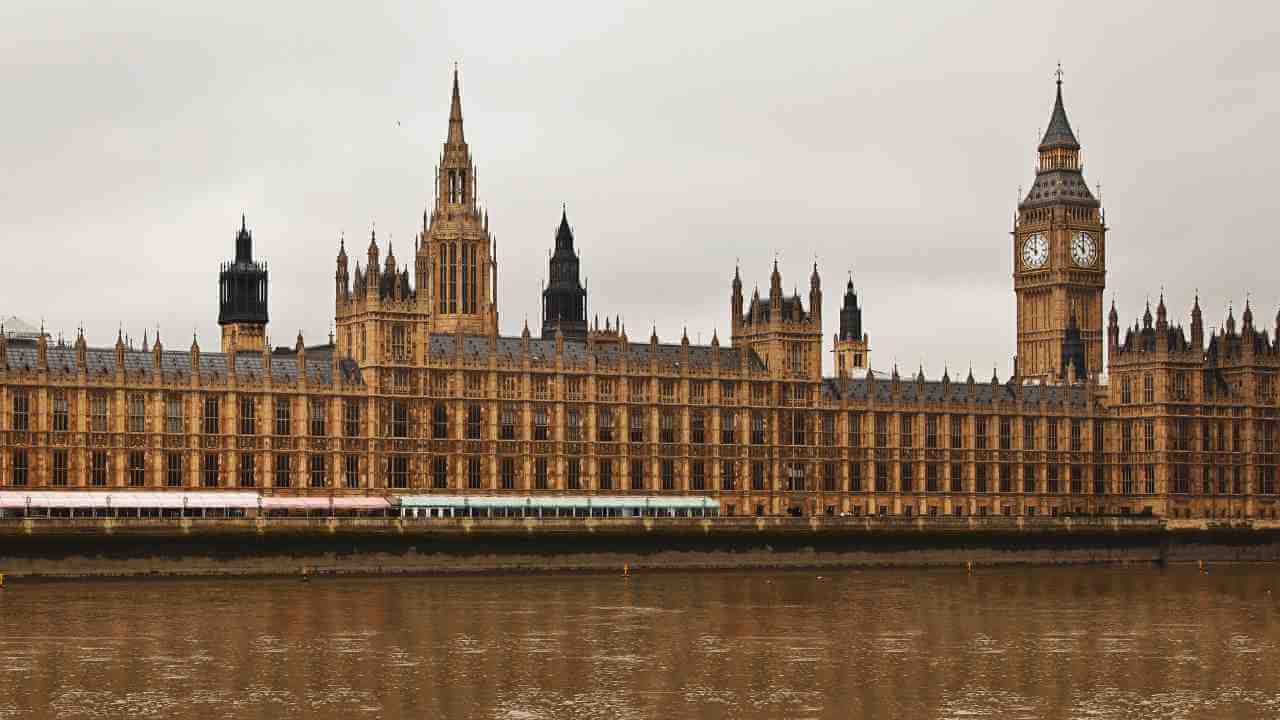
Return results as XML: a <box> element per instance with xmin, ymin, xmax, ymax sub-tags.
<box><xmin>1071</xmin><ymin>231</ymin><xmax>1097</xmax><ymax>267</ymax></box>
<box><xmin>1021</xmin><ymin>233</ymin><xmax>1048</xmax><ymax>270</ymax></box>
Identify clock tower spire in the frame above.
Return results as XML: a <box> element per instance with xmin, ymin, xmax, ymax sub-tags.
<box><xmin>1013</xmin><ymin>69</ymin><xmax>1106</xmax><ymax>381</ymax></box>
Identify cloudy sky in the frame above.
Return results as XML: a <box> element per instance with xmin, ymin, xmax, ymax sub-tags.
<box><xmin>2</xmin><ymin>1</ymin><xmax>1277</xmax><ymax>376</ymax></box>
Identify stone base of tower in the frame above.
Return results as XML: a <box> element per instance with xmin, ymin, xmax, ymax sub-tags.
<box><xmin>221</xmin><ymin>323</ymin><xmax>266</xmax><ymax>354</ymax></box>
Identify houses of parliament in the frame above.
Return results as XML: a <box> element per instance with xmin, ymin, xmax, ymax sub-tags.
<box><xmin>1</xmin><ymin>70</ymin><xmax>1276</xmax><ymax>520</ymax></box>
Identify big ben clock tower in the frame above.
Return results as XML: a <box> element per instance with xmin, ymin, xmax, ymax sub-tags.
<box><xmin>1014</xmin><ymin>70</ymin><xmax>1106</xmax><ymax>381</ymax></box>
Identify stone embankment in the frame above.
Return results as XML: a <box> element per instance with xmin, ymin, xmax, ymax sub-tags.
<box><xmin>0</xmin><ymin>516</ymin><xmax>1276</xmax><ymax>579</ymax></box>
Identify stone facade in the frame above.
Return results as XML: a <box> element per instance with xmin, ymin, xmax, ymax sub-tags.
<box><xmin>0</xmin><ymin>70</ymin><xmax>1277</xmax><ymax>520</ymax></box>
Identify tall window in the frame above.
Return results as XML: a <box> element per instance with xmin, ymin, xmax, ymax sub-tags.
<box><xmin>691</xmin><ymin>411</ymin><xmax>706</xmax><ymax>445</ymax></box>
<box><xmin>975</xmin><ymin>464</ymin><xmax>988</xmax><ymax>493</ymax></box>
<box><xmin>721</xmin><ymin>410</ymin><xmax>737</xmax><ymax>445</ymax></box>
<box><xmin>950</xmin><ymin>415</ymin><xmax>964</xmax><ymax>449</ymax></box>
<box><xmin>127</xmin><ymin>393</ymin><xmax>146</xmax><ymax>433</ymax></box>
<box><xmin>11</xmin><ymin>389</ymin><xmax>29</xmax><ymax>431</ymax></box>
<box><xmin>500</xmin><ymin>405</ymin><xmax>518</xmax><ymax>441</ymax></box>
<box><xmin>1023</xmin><ymin>418</ymin><xmax>1037</xmax><ymax>450</ymax></box>
<box><xmin>460</xmin><ymin>244</ymin><xmax>469</xmax><ymax>314</ymax></box>
<box><xmin>239</xmin><ymin>453</ymin><xmax>256</xmax><ymax>487</ymax></box>
<box><xmin>899</xmin><ymin>414</ymin><xmax>914</xmax><ymax>448</ymax></box>
<box><xmin>629</xmin><ymin>410</ymin><xmax>645</xmax><ymax>443</ymax></box>
<box><xmin>823</xmin><ymin>462</ymin><xmax>838</xmax><ymax>492</ymax></box>
<box><xmin>949</xmin><ymin>463</ymin><xmax>963</xmax><ymax>492</ymax></box>
<box><xmin>535</xmin><ymin>406</ymin><xmax>550</xmax><ymax>441</ymax></box>
<box><xmin>309</xmin><ymin>455</ymin><xmax>327</xmax><ymax>488</ymax></box>
<box><xmin>567</xmin><ymin>458</ymin><xmax>582</xmax><ymax>490</ymax></box>
<box><xmin>500</xmin><ymin>457</ymin><xmax>516</xmax><ymax>489</ymax></box>
<box><xmin>203</xmin><ymin>395</ymin><xmax>220</xmax><ymax>435</ymax></box>
<box><xmin>167</xmin><ymin>453</ymin><xmax>184</xmax><ymax>487</ymax></box>
<box><xmin>692</xmin><ymin>461</ymin><xmax>706</xmax><ymax>491</ymax></box>
<box><xmin>752</xmin><ymin>412</ymin><xmax>767</xmax><ymax>446</ymax></box>
<box><xmin>91</xmin><ymin>451</ymin><xmax>108</xmax><ymax>486</ymax></box>
<box><xmin>391</xmin><ymin>400</ymin><xmax>409</xmax><ymax>438</ymax></box>
<box><xmin>432</xmin><ymin>457</ymin><xmax>448</xmax><ymax>489</ymax></box>
<box><xmin>535</xmin><ymin>458</ymin><xmax>549</xmax><ymax>490</ymax></box>
<box><xmin>597</xmin><ymin>407</ymin><xmax>615</xmax><ymax>442</ymax></box>
<box><xmin>239</xmin><ymin>396</ymin><xmax>256</xmax><ymax>435</ymax></box>
<box><xmin>1121</xmin><ymin>377</ymin><xmax>1132</xmax><ymax>404</ymax></box>
<box><xmin>925</xmin><ymin>415</ymin><xmax>938</xmax><ymax>449</ymax></box>
<box><xmin>746</xmin><ymin>461</ymin><xmax>763</xmax><ymax>491</ymax></box>
<box><xmin>389</xmin><ymin>456</ymin><xmax>409</xmax><ymax>489</ymax></box>
<box><xmin>660</xmin><ymin>411</ymin><xmax>677</xmax><ymax>444</ymax></box>
<box><xmin>925</xmin><ymin>463</ymin><xmax>939</xmax><ymax>492</ymax></box>
<box><xmin>900</xmin><ymin>463</ymin><xmax>913</xmax><ymax>492</ymax></box>
<box><xmin>344</xmin><ymin>400</ymin><xmax>361</xmax><ymax>437</ymax></box>
<box><xmin>1047</xmin><ymin>418</ymin><xmax>1058</xmax><ymax>451</ymax></box>
<box><xmin>849</xmin><ymin>462</ymin><xmax>863</xmax><ymax>492</ymax></box>
<box><xmin>467</xmin><ymin>457</ymin><xmax>482</xmax><ymax>489</ymax></box>
<box><xmin>432</xmin><ymin>402</ymin><xmax>449</xmax><ymax>439</ymax></box>
<box><xmin>202</xmin><ymin>453</ymin><xmax>219</xmax><ymax>487</ymax></box>
<box><xmin>52</xmin><ymin>449</ymin><xmax>68</xmax><ymax>486</ymax></box>
<box><xmin>975</xmin><ymin>416</ymin><xmax>988</xmax><ymax>450</ymax></box>
<box><xmin>999</xmin><ymin>417</ymin><xmax>1012</xmax><ymax>450</ymax></box>
<box><xmin>448</xmin><ymin>242</ymin><xmax>457</xmax><ymax>313</ymax></box>
<box><xmin>1143</xmin><ymin>373</ymin><xmax>1154</xmax><ymax>403</ymax></box>
<box><xmin>11</xmin><ymin>449</ymin><xmax>27</xmax><ymax>486</ymax></box>
<box><xmin>875</xmin><ymin>414</ymin><xmax>888</xmax><ymax>448</ymax></box>
<box><xmin>1144</xmin><ymin>419</ymin><xmax>1155</xmax><ymax>452</ymax></box>
<box><xmin>52</xmin><ymin>391</ymin><xmax>69</xmax><ymax>432</ymax></box>
<box><xmin>661</xmin><ymin>460</ymin><xmax>675</xmax><ymax>490</ymax></box>
<box><xmin>91</xmin><ymin>392</ymin><xmax>108</xmax><ymax>432</ymax></box>
<box><xmin>165</xmin><ymin>395</ymin><xmax>184</xmax><ymax>434</ymax></box>
<box><xmin>721</xmin><ymin>461</ymin><xmax>736</xmax><ymax>491</ymax></box>
<box><xmin>875</xmin><ymin>462</ymin><xmax>888</xmax><ymax>492</ymax></box>
<box><xmin>630</xmin><ymin>460</ymin><xmax>645</xmax><ymax>491</ymax></box>
<box><xmin>599</xmin><ymin>459</ymin><xmax>613</xmax><ymax>490</ymax></box>
<box><xmin>439</xmin><ymin>241</ymin><xmax>448</xmax><ymax>313</ymax></box>
<box><xmin>567</xmin><ymin>407</ymin><xmax>583</xmax><ymax>442</ymax></box>
<box><xmin>345</xmin><ymin>455</ymin><xmax>360</xmax><ymax>488</ymax></box>
<box><xmin>274</xmin><ymin>454</ymin><xmax>291</xmax><ymax>488</ymax></box>
<box><xmin>310</xmin><ymin>399</ymin><xmax>327</xmax><ymax>437</ymax></box>
<box><xmin>128</xmin><ymin>451</ymin><xmax>146</xmax><ymax>487</ymax></box>
<box><xmin>275</xmin><ymin>398</ymin><xmax>291</xmax><ymax>436</ymax></box>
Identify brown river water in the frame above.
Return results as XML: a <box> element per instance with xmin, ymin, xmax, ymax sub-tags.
<box><xmin>1</xmin><ymin>566</ymin><xmax>1278</xmax><ymax>719</ymax></box>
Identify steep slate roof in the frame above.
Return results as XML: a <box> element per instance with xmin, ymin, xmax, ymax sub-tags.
<box><xmin>426</xmin><ymin>334</ymin><xmax>766</xmax><ymax>372</ymax></box>
<box><xmin>3</xmin><ymin>339</ymin><xmax>353</xmax><ymax>384</ymax></box>
<box><xmin>1038</xmin><ymin>80</ymin><xmax>1081</xmax><ymax>151</ymax></box>
<box><xmin>820</xmin><ymin>376</ymin><xmax>1090</xmax><ymax>407</ymax></box>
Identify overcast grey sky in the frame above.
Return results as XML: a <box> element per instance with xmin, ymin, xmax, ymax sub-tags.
<box><xmin>2</xmin><ymin>1</ymin><xmax>1277</xmax><ymax>376</ymax></box>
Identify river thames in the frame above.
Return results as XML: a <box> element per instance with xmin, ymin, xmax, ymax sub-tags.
<box><xmin>1</xmin><ymin>566</ymin><xmax>1278</xmax><ymax>719</ymax></box>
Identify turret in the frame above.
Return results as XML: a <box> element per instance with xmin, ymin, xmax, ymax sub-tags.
<box><xmin>731</xmin><ymin>265</ymin><xmax>743</xmax><ymax>329</ymax></box>
<box><xmin>541</xmin><ymin>207</ymin><xmax>588</xmax><ymax>340</ymax></box>
<box><xmin>1191</xmin><ymin>294</ymin><xmax>1204</xmax><ymax>349</ymax></box>
<box><xmin>336</xmin><ymin>236</ymin><xmax>349</xmax><ymax>301</ymax></box>
<box><xmin>833</xmin><ymin>273</ymin><xmax>869</xmax><ymax>378</ymax></box>
<box><xmin>1156</xmin><ymin>293</ymin><xmax>1168</xmax><ymax>330</ymax></box>
<box><xmin>1107</xmin><ymin>299</ymin><xmax>1120</xmax><ymax>356</ymax></box>
<box><xmin>218</xmin><ymin>214</ymin><xmax>269</xmax><ymax>353</ymax></box>
<box><xmin>808</xmin><ymin>263</ymin><xmax>822</xmax><ymax>324</ymax></box>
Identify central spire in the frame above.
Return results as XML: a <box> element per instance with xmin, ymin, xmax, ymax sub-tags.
<box><xmin>1039</xmin><ymin>67</ymin><xmax>1080</xmax><ymax>152</ymax></box>
<box><xmin>447</xmin><ymin>63</ymin><xmax>465</xmax><ymax>146</ymax></box>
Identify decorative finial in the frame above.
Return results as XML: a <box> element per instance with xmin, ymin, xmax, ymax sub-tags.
<box><xmin>1055</xmin><ymin>62</ymin><xmax>1063</xmax><ymax>86</ymax></box>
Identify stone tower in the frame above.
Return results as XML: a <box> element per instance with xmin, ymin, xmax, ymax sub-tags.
<box><xmin>833</xmin><ymin>273</ymin><xmax>869</xmax><ymax>378</ymax></box>
<box><xmin>1013</xmin><ymin>70</ymin><xmax>1106</xmax><ymax>381</ymax></box>
<box><xmin>541</xmin><ymin>207</ymin><xmax>587</xmax><ymax>340</ymax></box>
<box><xmin>218</xmin><ymin>214</ymin><xmax>268</xmax><ymax>353</ymax></box>
<box><xmin>732</xmin><ymin>261</ymin><xmax>823</xmax><ymax>381</ymax></box>
<box><xmin>418</xmin><ymin>67</ymin><xmax>499</xmax><ymax>336</ymax></box>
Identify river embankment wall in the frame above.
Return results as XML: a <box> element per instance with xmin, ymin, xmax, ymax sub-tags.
<box><xmin>0</xmin><ymin>517</ymin><xmax>1277</xmax><ymax>579</ymax></box>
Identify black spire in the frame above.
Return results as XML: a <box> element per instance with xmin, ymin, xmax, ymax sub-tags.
<box><xmin>219</xmin><ymin>215</ymin><xmax>269</xmax><ymax>327</ymax></box>
<box><xmin>541</xmin><ymin>206</ymin><xmax>587</xmax><ymax>340</ymax></box>
<box><xmin>1061</xmin><ymin>307</ymin><xmax>1086</xmax><ymax>379</ymax></box>
<box><xmin>1038</xmin><ymin>66</ymin><xmax>1080</xmax><ymax>152</ymax></box>
<box><xmin>839</xmin><ymin>274</ymin><xmax>862</xmax><ymax>341</ymax></box>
